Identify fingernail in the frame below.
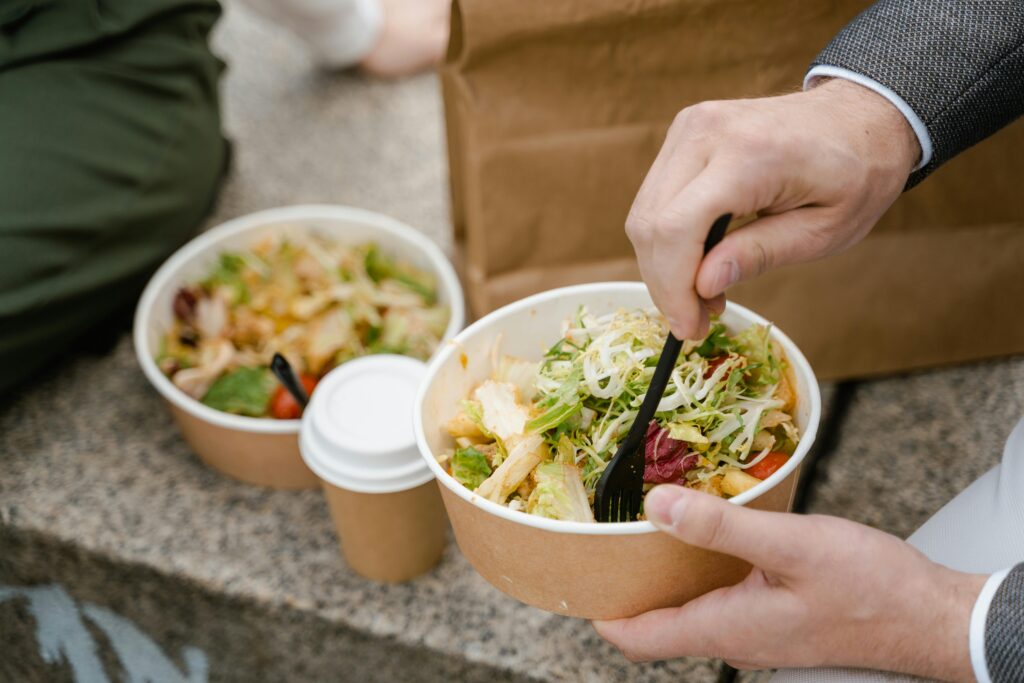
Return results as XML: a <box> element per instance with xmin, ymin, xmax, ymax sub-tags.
<box><xmin>712</xmin><ymin>261</ymin><xmax>740</xmax><ymax>296</ymax></box>
<box><xmin>644</xmin><ymin>485</ymin><xmax>686</xmax><ymax>525</ymax></box>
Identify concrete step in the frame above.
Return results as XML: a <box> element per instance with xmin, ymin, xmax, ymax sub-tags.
<box><xmin>0</xmin><ymin>340</ymin><xmax>730</xmax><ymax>683</ymax></box>
<box><xmin>5</xmin><ymin>336</ymin><xmax>1020</xmax><ymax>682</ymax></box>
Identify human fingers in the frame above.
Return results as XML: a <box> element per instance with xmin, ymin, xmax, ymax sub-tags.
<box><xmin>695</xmin><ymin>207</ymin><xmax>850</xmax><ymax>299</ymax></box>
<box><xmin>637</xmin><ymin>164</ymin><xmax>754</xmax><ymax>338</ymax></box>
<box><xmin>644</xmin><ymin>485</ymin><xmax>813</xmax><ymax>572</ymax></box>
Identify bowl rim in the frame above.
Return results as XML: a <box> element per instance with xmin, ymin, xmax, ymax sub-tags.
<box><xmin>414</xmin><ymin>281</ymin><xmax>821</xmax><ymax>536</ymax></box>
<box><xmin>133</xmin><ymin>204</ymin><xmax>465</xmax><ymax>435</ymax></box>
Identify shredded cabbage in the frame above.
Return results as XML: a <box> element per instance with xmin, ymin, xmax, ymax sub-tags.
<box><xmin>444</xmin><ymin>307</ymin><xmax>801</xmax><ymax>521</ymax></box>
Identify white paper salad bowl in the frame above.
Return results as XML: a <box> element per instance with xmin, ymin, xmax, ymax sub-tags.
<box><xmin>415</xmin><ymin>282</ymin><xmax>820</xmax><ymax>619</ymax></box>
<box><xmin>135</xmin><ymin>205</ymin><xmax>464</xmax><ymax>490</ymax></box>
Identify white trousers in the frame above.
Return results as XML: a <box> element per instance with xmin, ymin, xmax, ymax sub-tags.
<box><xmin>236</xmin><ymin>0</ymin><xmax>383</xmax><ymax>68</ymax></box>
<box><xmin>772</xmin><ymin>418</ymin><xmax>1024</xmax><ymax>682</ymax></box>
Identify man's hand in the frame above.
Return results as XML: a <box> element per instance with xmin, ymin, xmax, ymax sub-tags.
<box><xmin>626</xmin><ymin>79</ymin><xmax>919</xmax><ymax>340</ymax></box>
<box><xmin>594</xmin><ymin>485</ymin><xmax>986</xmax><ymax>681</ymax></box>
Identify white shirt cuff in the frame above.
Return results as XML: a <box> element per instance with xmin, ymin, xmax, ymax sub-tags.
<box><xmin>804</xmin><ymin>65</ymin><xmax>932</xmax><ymax>172</ymax></box>
<box><xmin>239</xmin><ymin>0</ymin><xmax>383</xmax><ymax>68</ymax></box>
<box><xmin>310</xmin><ymin>0</ymin><xmax>383</xmax><ymax>68</ymax></box>
<box><xmin>969</xmin><ymin>568</ymin><xmax>1013</xmax><ymax>683</ymax></box>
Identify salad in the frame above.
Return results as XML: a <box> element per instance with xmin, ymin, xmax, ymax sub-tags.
<box><xmin>158</xmin><ymin>231</ymin><xmax>449</xmax><ymax>418</ymax></box>
<box><xmin>441</xmin><ymin>307</ymin><xmax>799</xmax><ymax>523</ymax></box>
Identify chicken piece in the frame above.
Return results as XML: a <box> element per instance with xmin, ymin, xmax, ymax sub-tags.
<box><xmin>372</xmin><ymin>281</ymin><xmax>429</xmax><ymax>309</ymax></box>
<box><xmin>475</xmin><ymin>434</ymin><xmax>547</xmax><ymax>504</ymax></box>
<box><xmin>435</xmin><ymin>451</ymin><xmax>452</xmax><ymax>469</ymax></box>
<box><xmin>231</xmin><ymin>307</ymin><xmax>275</xmax><ymax>347</ymax></box>
<box><xmin>761</xmin><ymin>410</ymin><xmax>792</xmax><ymax>429</ymax></box>
<box><xmin>305</xmin><ymin>308</ymin><xmax>355</xmax><ymax>374</ymax></box>
<box><xmin>721</xmin><ymin>468</ymin><xmax>762</xmax><ymax>497</ymax></box>
<box><xmin>290</xmin><ymin>293</ymin><xmax>331</xmax><ymax>320</ymax></box>
<box><xmin>692</xmin><ymin>475</ymin><xmax>724</xmax><ymax>498</ymax></box>
<box><xmin>172</xmin><ymin>338</ymin><xmax>235</xmax><ymax>399</ymax></box>
<box><xmin>250</xmin><ymin>234</ymin><xmax>279</xmax><ymax>257</ymax></box>
<box><xmin>231</xmin><ymin>347</ymin><xmax>272</xmax><ymax>370</ymax></box>
<box><xmin>494</xmin><ymin>356</ymin><xmax>539</xmax><ymax>404</ymax></box>
<box><xmin>775</xmin><ymin>370</ymin><xmax>796</xmax><ymax>413</ymax></box>
<box><xmin>446</xmin><ymin>411</ymin><xmax>484</xmax><ymax>439</ymax></box>
<box><xmin>751</xmin><ymin>429</ymin><xmax>777</xmax><ymax>452</ymax></box>
<box><xmin>473</xmin><ymin>380</ymin><xmax>530</xmax><ymax>441</ymax></box>
<box><xmin>293</xmin><ymin>252</ymin><xmax>324</xmax><ymax>281</ymax></box>
<box><xmin>194</xmin><ymin>295</ymin><xmax>228</xmax><ymax>339</ymax></box>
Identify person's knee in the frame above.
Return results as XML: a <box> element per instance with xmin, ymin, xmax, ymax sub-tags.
<box><xmin>0</xmin><ymin>9</ymin><xmax>228</xmax><ymax>390</ymax></box>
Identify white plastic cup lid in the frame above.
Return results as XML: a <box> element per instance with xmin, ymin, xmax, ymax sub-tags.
<box><xmin>299</xmin><ymin>355</ymin><xmax>434</xmax><ymax>494</ymax></box>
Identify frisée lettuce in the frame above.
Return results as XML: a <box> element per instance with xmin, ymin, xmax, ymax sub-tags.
<box><xmin>442</xmin><ymin>307</ymin><xmax>800</xmax><ymax>522</ymax></box>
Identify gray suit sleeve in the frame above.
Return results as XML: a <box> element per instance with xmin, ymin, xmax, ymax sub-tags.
<box><xmin>811</xmin><ymin>0</ymin><xmax>1024</xmax><ymax>187</ymax></box>
<box><xmin>985</xmin><ymin>563</ymin><xmax>1024</xmax><ymax>683</ymax></box>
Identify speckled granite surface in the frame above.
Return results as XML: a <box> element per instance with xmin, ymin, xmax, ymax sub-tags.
<box><xmin>0</xmin><ymin>339</ymin><xmax>724</xmax><ymax>682</ymax></box>
<box><xmin>1</xmin><ymin>2</ymin><xmax>1022</xmax><ymax>682</ymax></box>
<box><xmin>211</xmin><ymin>1</ymin><xmax>451</xmax><ymax>253</ymax></box>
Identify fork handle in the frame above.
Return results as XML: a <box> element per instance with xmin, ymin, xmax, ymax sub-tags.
<box><xmin>616</xmin><ymin>211</ymin><xmax>731</xmax><ymax>457</ymax></box>
<box><xmin>617</xmin><ymin>334</ymin><xmax>683</xmax><ymax>463</ymax></box>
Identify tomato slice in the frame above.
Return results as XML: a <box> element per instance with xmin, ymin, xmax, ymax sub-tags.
<box><xmin>269</xmin><ymin>374</ymin><xmax>318</xmax><ymax>419</ymax></box>
<box><xmin>703</xmin><ymin>354</ymin><xmax>730</xmax><ymax>380</ymax></box>
<box><xmin>746</xmin><ymin>452</ymin><xmax>790</xmax><ymax>480</ymax></box>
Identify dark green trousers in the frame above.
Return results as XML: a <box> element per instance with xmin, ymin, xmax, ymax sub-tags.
<box><xmin>0</xmin><ymin>0</ymin><xmax>228</xmax><ymax>392</ymax></box>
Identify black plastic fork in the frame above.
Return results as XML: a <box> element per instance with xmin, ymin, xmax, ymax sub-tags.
<box><xmin>270</xmin><ymin>352</ymin><xmax>310</xmax><ymax>411</ymax></box>
<box><xmin>593</xmin><ymin>213</ymin><xmax>732</xmax><ymax>522</ymax></box>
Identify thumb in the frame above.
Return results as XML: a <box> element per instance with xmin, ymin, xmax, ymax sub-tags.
<box><xmin>644</xmin><ymin>485</ymin><xmax>808</xmax><ymax>573</ymax></box>
<box><xmin>694</xmin><ymin>207</ymin><xmax>836</xmax><ymax>299</ymax></box>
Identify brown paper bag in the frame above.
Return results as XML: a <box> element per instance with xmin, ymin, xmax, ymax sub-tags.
<box><xmin>442</xmin><ymin>0</ymin><xmax>1024</xmax><ymax>379</ymax></box>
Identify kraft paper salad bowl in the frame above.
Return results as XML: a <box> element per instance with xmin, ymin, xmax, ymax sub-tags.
<box><xmin>134</xmin><ymin>205</ymin><xmax>464</xmax><ymax>489</ymax></box>
<box><xmin>415</xmin><ymin>282</ymin><xmax>820</xmax><ymax>620</ymax></box>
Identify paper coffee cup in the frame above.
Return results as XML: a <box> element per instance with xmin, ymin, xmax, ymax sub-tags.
<box><xmin>300</xmin><ymin>355</ymin><xmax>447</xmax><ymax>582</ymax></box>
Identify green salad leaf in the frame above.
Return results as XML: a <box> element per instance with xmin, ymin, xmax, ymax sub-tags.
<box><xmin>667</xmin><ymin>421</ymin><xmax>708</xmax><ymax>444</ymax></box>
<box><xmin>203</xmin><ymin>252</ymin><xmax>249</xmax><ymax>304</ymax></box>
<box><xmin>450</xmin><ymin>446</ymin><xmax>492</xmax><ymax>490</ymax></box>
<box><xmin>201</xmin><ymin>367</ymin><xmax>276</xmax><ymax>417</ymax></box>
<box><xmin>694</xmin><ymin>321</ymin><xmax>732</xmax><ymax>357</ymax></box>
<box><xmin>526</xmin><ymin>462</ymin><xmax>594</xmax><ymax>522</ymax></box>
<box><xmin>364</xmin><ymin>244</ymin><xmax>438</xmax><ymax>304</ymax></box>
<box><xmin>732</xmin><ymin>324</ymin><xmax>781</xmax><ymax>385</ymax></box>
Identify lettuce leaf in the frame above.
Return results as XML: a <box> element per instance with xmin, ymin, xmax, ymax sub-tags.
<box><xmin>526</xmin><ymin>366</ymin><xmax>582</xmax><ymax>433</ymax></box>
<box><xmin>666</xmin><ymin>421</ymin><xmax>708</xmax><ymax>444</ymax></box>
<box><xmin>201</xmin><ymin>367</ymin><xmax>276</xmax><ymax>417</ymax></box>
<box><xmin>694</xmin><ymin>322</ymin><xmax>733</xmax><ymax>358</ymax></box>
<box><xmin>203</xmin><ymin>252</ymin><xmax>249</xmax><ymax>304</ymax></box>
<box><xmin>526</xmin><ymin>462</ymin><xmax>594</xmax><ymax>522</ymax></box>
<box><xmin>732</xmin><ymin>324</ymin><xmax>781</xmax><ymax>386</ymax></box>
<box><xmin>451</xmin><ymin>447</ymin><xmax>492</xmax><ymax>490</ymax></box>
<box><xmin>364</xmin><ymin>244</ymin><xmax>438</xmax><ymax>304</ymax></box>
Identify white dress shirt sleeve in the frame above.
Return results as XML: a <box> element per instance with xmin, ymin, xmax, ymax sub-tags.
<box><xmin>237</xmin><ymin>0</ymin><xmax>383</xmax><ymax>69</ymax></box>
<box><xmin>969</xmin><ymin>568</ymin><xmax>1013</xmax><ymax>683</ymax></box>
<box><xmin>804</xmin><ymin>64</ymin><xmax>933</xmax><ymax>172</ymax></box>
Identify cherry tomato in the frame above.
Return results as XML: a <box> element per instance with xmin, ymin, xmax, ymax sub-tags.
<box><xmin>269</xmin><ymin>374</ymin><xmax>318</xmax><ymax>420</ymax></box>
<box><xmin>746</xmin><ymin>452</ymin><xmax>790</xmax><ymax>480</ymax></box>
<box><xmin>703</xmin><ymin>354</ymin><xmax>730</xmax><ymax>380</ymax></box>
